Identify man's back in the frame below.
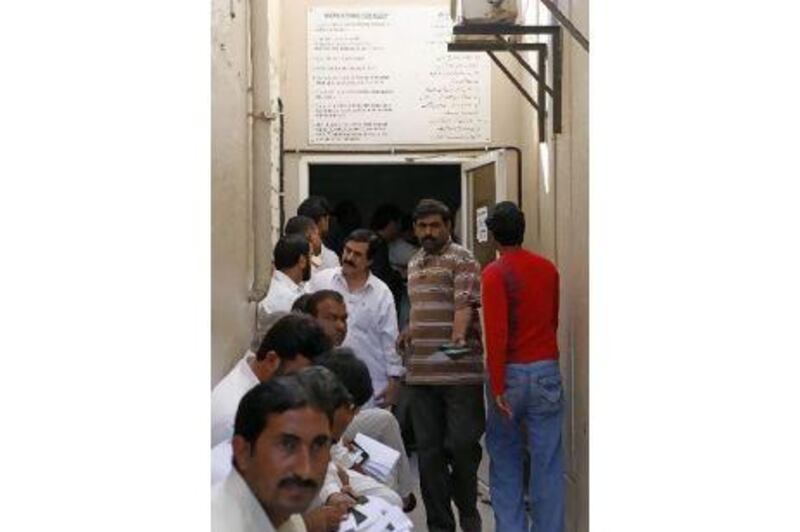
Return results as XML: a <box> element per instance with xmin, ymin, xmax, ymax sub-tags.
<box><xmin>482</xmin><ymin>248</ymin><xmax>559</xmax><ymax>394</ymax></box>
<box><xmin>210</xmin><ymin>353</ymin><xmax>258</xmax><ymax>447</ymax></box>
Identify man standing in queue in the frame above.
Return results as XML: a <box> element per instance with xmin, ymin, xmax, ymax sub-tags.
<box><xmin>482</xmin><ymin>201</ymin><xmax>564</xmax><ymax>532</ymax></box>
<box><xmin>400</xmin><ymin>198</ymin><xmax>486</xmax><ymax>532</ymax></box>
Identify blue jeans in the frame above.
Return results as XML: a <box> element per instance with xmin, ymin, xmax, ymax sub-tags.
<box><xmin>485</xmin><ymin>360</ymin><xmax>565</xmax><ymax>532</ymax></box>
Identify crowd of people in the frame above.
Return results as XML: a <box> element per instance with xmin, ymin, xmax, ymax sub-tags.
<box><xmin>211</xmin><ymin>196</ymin><xmax>565</xmax><ymax>532</ymax></box>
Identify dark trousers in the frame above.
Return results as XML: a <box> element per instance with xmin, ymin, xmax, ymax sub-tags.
<box><xmin>408</xmin><ymin>384</ymin><xmax>486</xmax><ymax>532</ymax></box>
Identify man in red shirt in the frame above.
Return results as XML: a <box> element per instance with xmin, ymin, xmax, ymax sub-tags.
<box><xmin>482</xmin><ymin>201</ymin><xmax>564</xmax><ymax>532</ymax></box>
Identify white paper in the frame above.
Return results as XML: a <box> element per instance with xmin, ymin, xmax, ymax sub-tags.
<box><xmin>308</xmin><ymin>6</ymin><xmax>490</xmax><ymax>145</ymax></box>
<box><xmin>476</xmin><ymin>206</ymin><xmax>489</xmax><ymax>243</ymax></box>
<box><xmin>353</xmin><ymin>433</ymin><xmax>400</xmax><ymax>483</ymax></box>
<box><xmin>337</xmin><ymin>496</ymin><xmax>413</xmax><ymax>531</ymax></box>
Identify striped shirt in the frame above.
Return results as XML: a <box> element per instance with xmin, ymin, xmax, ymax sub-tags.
<box><xmin>405</xmin><ymin>240</ymin><xmax>484</xmax><ymax>385</ymax></box>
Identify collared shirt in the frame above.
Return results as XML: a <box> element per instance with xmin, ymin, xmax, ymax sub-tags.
<box><xmin>307</xmin><ymin>268</ymin><xmax>404</xmax><ymax>403</ymax></box>
<box><xmin>212</xmin><ymin>467</ymin><xmax>307</xmax><ymax>532</ymax></box>
<box><xmin>260</xmin><ymin>270</ymin><xmax>306</xmax><ymax>314</ymax></box>
<box><xmin>406</xmin><ymin>240</ymin><xmax>485</xmax><ymax>385</ymax></box>
<box><xmin>211</xmin><ymin>439</ymin><xmax>233</xmax><ymax>486</ymax></box>
<box><xmin>319</xmin><ymin>244</ymin><xmax>340</xmax><ymax>270</ymax></box>
<box><xmin>211</xmin><ymin>351</ymin><xmax>259</xmax><ymax>447</ymax></box>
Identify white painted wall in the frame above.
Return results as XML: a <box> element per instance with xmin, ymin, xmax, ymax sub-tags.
<box><xmin>211</xmin><ymin>0</ymin><xmax>256</xmax><ymax>386</ymax></box>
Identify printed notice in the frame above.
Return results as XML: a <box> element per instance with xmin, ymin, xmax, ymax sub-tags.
<box><xmin>476</xmin><ymin>206</ymin><xmax>489</xmax><ymax>243</ymax></box>
<box><xmin>308</xmin><ymin>7</ymin><xmax>491</xmax><ymax>144</ymax></box>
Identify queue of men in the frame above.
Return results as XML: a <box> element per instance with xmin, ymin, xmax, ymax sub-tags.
<box><xmin>212</xmin><ymin>196</ymin><xmax>565</xmax><ymax>532</ymax></box>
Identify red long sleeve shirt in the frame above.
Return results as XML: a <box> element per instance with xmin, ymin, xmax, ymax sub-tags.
<box><xmin>481</xmin><ymin>248</ymin><xmax>560</xmax><ymax>396</ymax></box>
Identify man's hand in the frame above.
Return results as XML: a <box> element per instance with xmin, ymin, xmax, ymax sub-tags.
<box><xmin>304</xmin><ymin>504</ymin><xmax>348</xmax><ymax>532</ymax></box>
<box><xmin>375</xmin><ymin>377</ymin><xmax>401</xmax><ymax>408</ymax></box>
<box><xmin>336</xmin><ymin>464</ymin><xmax>350</xmax><ymax>486</ymax></box>
<box><xmin>451</xmin><ymin>307</ymin><xmax>471</xmax><ymax>346</ymax></box>
<box><xmin>495</xmin><ymin>394</ymin><xmax>513</xmax><ymax>419</ymax></box>
<box><xmin>326</xmin><ymin>491</ymin><xmax>357</xmax><ymax>513</ymax></box>
<box><xmin>396</xmin><ymin>327</ymin><xmax>411</xmax><ymax>354</ymax></box>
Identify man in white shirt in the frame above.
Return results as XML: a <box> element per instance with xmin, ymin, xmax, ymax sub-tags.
<box><xmin>306</xmin><ymin>229</ymin><xmax>404</xmax><ymax>408</ymax></box>
<box><xmin>212</xmin><ymin>373</ymin><xmax>333</xmax><ymax>532</ymax></box>
<box><xmin>260</xmin><ymin>234</ymin><xmax>311</xmax><ymax>315</ymax></box>
<box><xmin>211</xmin><ymin>314</ymin><xmax>333</xmax><ymax>447</ymax></box>
<box><xmin>284</xmin><ymin>215</ymin><xmax>329</xmax><ymax>276</ymax></box>
<box><xmin>298</xmin><ymin>196</ymin><xmax>340</xmax><ymax>270</ymax></box>
<box><xmin>297</xmin><ymin>293</ymin><xmax>416</xmax><ymax>510</ymax></box>
<box><xmin>314</xmin><ymin>350</ymin><xmax>413</xmax><ymax>509</ymax></box>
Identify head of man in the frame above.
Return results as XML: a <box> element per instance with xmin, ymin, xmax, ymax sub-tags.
<box><xmin>296</xmin><ymin>364</ymin><xmax>358</xmax><ymax>443</ymax></box>
<box><xmin>413</xmin><ymin>199</ymin><xmax>452</xmax><ymax>253</ymax></box>
<box><xmin>232</xmin><ymin>373</ymin><xmax>333</xmax><ymax>526</ymax></box>
<box><xmin>316</xmin><ymin>348</ymin><xmax>373</xmax><ymax>440</ymax></box>
<box><xmin>274</xmin><ymin>234</ymin><xmax>311</xmax><ymax>283</ymax></box>
<box><xmin>370</xmin><ymin>204</ymin><xmax>403</xmax><ymax>242</ymax></box>
<box><xmin>297</xmin><ymin>196</ymin><xmax>332</xmax><ymax>237</ymax></box>
<box><xmin>290</xmin><ymin>293</ymin><xmax>313</xmax><ymax>314</ymax></box>
<box><xmin>341</xmin><ymin>229</ymin><xmax>379</xmax><ymax>278</ymax></box>
<box><xmin>486</xmin><ymin>201</ymin><xmax>525</xmax><ymax>249</ymax></box>
<box><xmin>306</xmin><ymin>290</ymin><xmax>348</xmax><ymax>346</ymax></box>
<box><xmin>252</xmin><ymin>314</ymin><xmax>333</xmax><ymax>382</ymax></box>
<box><xmin>285</xmin><ymin>215</ymin><xmax>322</xmax><ymax>256</ymax></box>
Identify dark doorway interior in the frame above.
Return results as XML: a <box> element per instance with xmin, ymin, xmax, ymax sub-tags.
<box><xmin>309</xmin><ymin>164</ymin><xmax>461</xmax><ymax>229</ymax></box>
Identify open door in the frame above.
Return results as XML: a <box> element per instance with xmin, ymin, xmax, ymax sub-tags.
<box><xmin>461</xmin><ymin>149</ymin><xmax>508</xmax><ymax>269</ymax></box>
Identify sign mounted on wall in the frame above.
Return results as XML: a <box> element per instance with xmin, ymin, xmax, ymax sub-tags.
<box><xmin>476</xmin><ymin>206</ymin><xmax>489</xmax><ymax>243</ymax></box>
<box><xmin>308</xmin><ymin>6</ymin><xmax>491</xmax><ymax>145</ymax></box>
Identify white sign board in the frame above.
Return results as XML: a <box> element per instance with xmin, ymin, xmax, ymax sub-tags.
<box><xmin>476</xmin><ymin>206</ymin><xmax>489</xmax><ymax>243</ymax></box>
<box><xmin>308</xmin><ymin>7</ymin><xmax>491</xmax><ymax>145</ymax></box>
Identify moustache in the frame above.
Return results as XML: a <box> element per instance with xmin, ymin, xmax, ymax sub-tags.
<box><xmin>278</xmin><ymin>476</ymin><xmax>318</xmax><ymax>491</ymax></box>
<box><xmin>343</xmin><ymin>260</ymin><xmax>356</xmax><ymax>268</ymax></box>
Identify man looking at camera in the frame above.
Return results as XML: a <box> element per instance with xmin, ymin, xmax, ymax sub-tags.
<box><xmin>400</xmin><ymin>198</ymin><xmax>485</xmax><ymax>532</ymax></box>
<box><xmin>212</xmin><ymin>374</ymin><xmax>332</xmax><ymax>532</ymax></box>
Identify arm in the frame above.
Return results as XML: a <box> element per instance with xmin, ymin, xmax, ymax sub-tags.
<box><xmin>451</xmin><ymin>255</ymin><xmax>482</xmax><ymax>344</ymax></box>
<box><xmin>317</xmin><ymin>461</ymin><xmax>345</xmax><ymax>504</ymax></box>
<box><xmin>375</xmin><ymin>290</ymin><xmax>403</xmax><ymax>407</ymax></box>
<box><xmin>451</xmin><ymin>307</ymin><xmax>472</xmax><ymax>345</ymax></box>
<box><xmin>482</xmin><ymin>267</ymin><xmax>509</xmax><ymax>397</ymax></box>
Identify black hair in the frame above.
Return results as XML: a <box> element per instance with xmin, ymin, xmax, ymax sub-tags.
<box><xmin>284</xmin><ymin>215</ymin><xmax>317</xmax><ymax>237</ymax></box>
<box><xmin>486</xmin><ymin>201</ymin><xmax>525</xmax><ymax>246</ymax></box>
<box><xmin>273</xmin><ymin>234</ymin><xmax>310</xmax><ymax>270</ymax></box>
<box><xmin>344</xmin><ymin>229</ymin><xmax>380</xmax><ymax>261</ymax></box>
<box><xmin>369</xmin><ymin>204</ymin><xmax>403</xmax><ymax>232</ymax></box>
<box><xmin>255</xmin><ymin>313</ymin><xmax>333</xmax><ymax>362</ymax></box>
<box><xmin>294</xmin><ymin>366</ymin><xmax>353</xmax><ymax>421</ymax></box>
<box><xmin>291</xmin><ymin>293</ymin><xmax>314</xmax><ymax>314</ymax></box>
<box><xmin>412</xmin><ymin>198</ymin><xmax>452</xmax><ymax>224</ymax></box>
<box><xmin>333</xmin><ymin>200</ymin><xmax>362</xmax><ymax>231</ymax></box>
<box><xmin>297</xmin><ymin>196</ymin><xmax>332</xmax><ymax>224</ymax></box>
<box><xmin>233</xmin><ymin>373</ymin><xmax>331</xmax><ymax>447</ymax></box>
<box><xmin>316</xmin><ymin>348</ymin><xmax>374</xmax><ymax>408</ymax></box>
<box><xmin>306</xmin><ymin>289</ymin><xmax>345</xmax><ymax>317</ymax></box>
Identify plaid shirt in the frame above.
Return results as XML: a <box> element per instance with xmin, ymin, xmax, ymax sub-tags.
<box><xmin>405</xmin><ymin>240</ymin><xmax>485</xmax><ymax>385</ymax></box>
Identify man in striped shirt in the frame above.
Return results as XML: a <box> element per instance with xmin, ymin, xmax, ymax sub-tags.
<box><xmin>400</xmin><ymin>198</ymin><xmax>485</xmax><ymax>532</ymax></box>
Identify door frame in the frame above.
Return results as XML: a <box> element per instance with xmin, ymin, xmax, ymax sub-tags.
<box><xmin>461</xmin><ymin>149</ymin><xmax>508</xmax><ymax>252</ymax></box>
<box><xmin>298</xmin><ymin>150</ymin><xmax>508</xmax><ymax>254</ymax></box>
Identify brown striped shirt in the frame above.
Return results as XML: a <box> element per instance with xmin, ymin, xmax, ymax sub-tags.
<box><xmin>405</xmin><ymin>240</ymin><xmax>484</xmax><ymax>385</ymax></box>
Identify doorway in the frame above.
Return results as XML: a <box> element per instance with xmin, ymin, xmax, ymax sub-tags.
<box><xmin>309</xmin><ymin>163</ymin><xmax>462</xmax><ymax>249</ymax></box>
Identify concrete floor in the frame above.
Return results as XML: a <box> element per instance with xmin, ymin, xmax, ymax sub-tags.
<box><xmin>405</xmin><ymin>444</ymin><xmax>496</xmax><ymax>531</ymax></box>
